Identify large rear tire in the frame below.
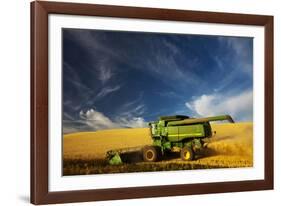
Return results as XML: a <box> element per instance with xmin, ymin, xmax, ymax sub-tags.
<box><xmin>180</xmin><ymin>146</ymin><xmax>194</xmax><ymax>161</ymax></box>
<box><xmin>142</xmin><ymin>146</ymin><xmax>160</xmax><ymax>162</ymax></box>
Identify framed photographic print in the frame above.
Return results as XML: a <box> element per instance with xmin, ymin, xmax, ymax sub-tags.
<box><xmin>30</xmin><ymin>1</ymin><xmax>274</xmax><ymax>204</ymax></box>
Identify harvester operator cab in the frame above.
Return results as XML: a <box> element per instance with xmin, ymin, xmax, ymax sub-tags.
<box><xmin>150</xmin><ymin>122</ymin><xmax>157</xmax><ymax>136</ymax></box>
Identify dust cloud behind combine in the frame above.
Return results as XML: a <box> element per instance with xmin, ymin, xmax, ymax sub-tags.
<box><xmin>207</xmin><ymin>123</ymin><xmax>253</xmax><ymax>157</ymax></box>
<box><xmin>63</xmin><ymin>123</ymin><xmax>253</xmax><ymax>175</ymax></box>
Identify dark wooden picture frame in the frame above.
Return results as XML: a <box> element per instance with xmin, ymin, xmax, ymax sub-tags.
<box><xmin>31</xmin><ymin>1</ymin><xmax>274</xmax><ymax>204</ymax></box>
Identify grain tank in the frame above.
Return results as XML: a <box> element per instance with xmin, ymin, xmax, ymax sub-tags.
<box><xmin>143</xmin><ymin>115</ymin><xmax>234</xmax><ymax>162</ymax></box>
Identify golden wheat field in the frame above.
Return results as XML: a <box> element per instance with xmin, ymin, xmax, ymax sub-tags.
<box><xmin>63</xmin><ymin>122</ymin><xmax>253</xmax><ymax>175</ymax></box>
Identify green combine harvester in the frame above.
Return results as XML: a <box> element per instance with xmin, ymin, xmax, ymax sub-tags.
<box><xmin>106</xmin><ymin>114</ymin><xmax>234</xmax><ymax>165</ymax></box>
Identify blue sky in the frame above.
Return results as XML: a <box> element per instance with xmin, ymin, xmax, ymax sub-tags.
<box><xmin>62</xmin><ymin>28</ymin><xmax>253</xmax><ymax>133</ymax></box>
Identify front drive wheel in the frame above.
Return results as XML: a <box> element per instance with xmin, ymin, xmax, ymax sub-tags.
<box><xmin>180</xmin><ymin>146</ymin><xmax>194</xmax><ymax>161</ymax></box>
<box><xmin>142</xmin><ymin>146</ymin><xmax>160</xmax><ymax>162</ymax></box>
